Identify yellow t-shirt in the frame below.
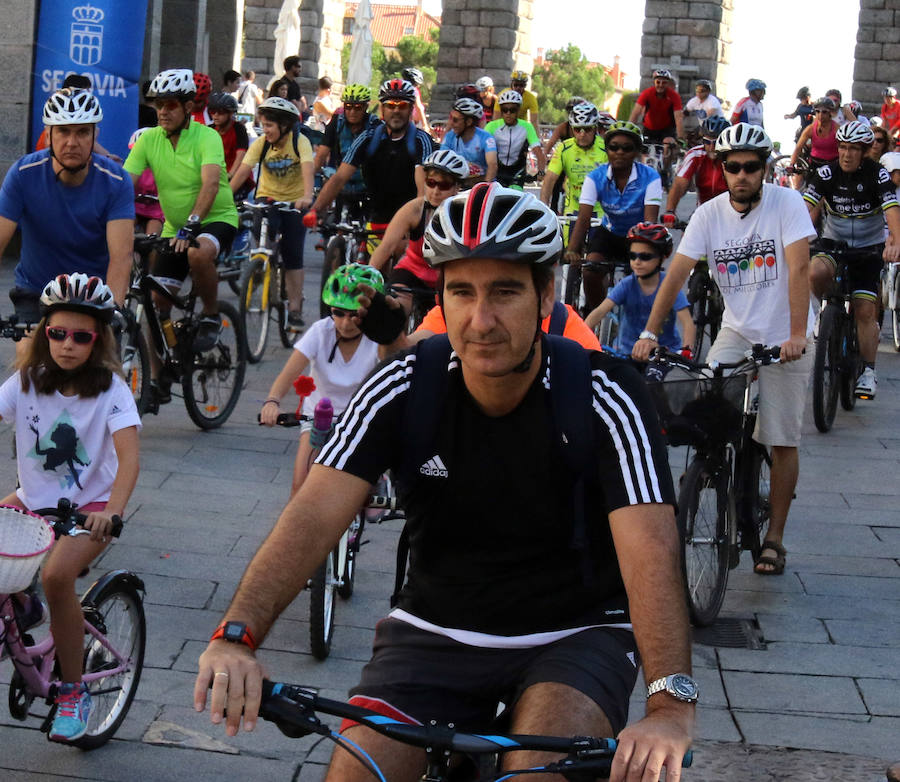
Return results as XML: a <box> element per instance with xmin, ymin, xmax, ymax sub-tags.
<box><xmin>242</xmin><ymin>131</ymin><xmax>313</xmax><ymax>202</ymax></box>
<box><xmin>494</xmin><ymin>89</ymin><xmax>539</xmax><ymax>123</ymax></box>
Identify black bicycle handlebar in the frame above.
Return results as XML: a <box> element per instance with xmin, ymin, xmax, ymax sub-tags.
<box><xmin>650</xmin><ymin>343</ymin><xmax>784</xmax><ymax>374</ymax></box>
<box><xmin>256</xmin><ymin>412</ymin><xmax>313</xmax><ymax>427</ymax></box>
<box><xmin>31</xmin><ymin>498</ymin><xmax>124</xmax><ymax>540</ymax></box>
<box><xmin>259</xmin><ymin>680</ymin><xmax>693</xmax><ymax>771</ymax></box>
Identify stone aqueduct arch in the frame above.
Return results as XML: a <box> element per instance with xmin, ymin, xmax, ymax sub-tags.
<box><xmin>0</xmin><ymin>0</ymin><xmax>898</xmax><ymax>176</ymax></box>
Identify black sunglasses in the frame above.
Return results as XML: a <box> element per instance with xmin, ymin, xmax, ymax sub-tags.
<box><xmin>723</xmin><ymin>159</ymin><xmax>764</xmax><ymax>174</ymax></box>
<box><xmin>45</xmin><ymin>325</ymin><xmax>98</xmax><ymax>345</ymax></box>
<box><xmin>606</xmin><ymin>142</ymin><xmax>636</xmax><ymax>153</ymax></box>
<box><xmin>500</xmin><ymin>106</ymin><xmax>519</xmax><ymax>114</ymax></box>
<box><xmin>331</xmin><ymin>308</ymin><xmax>352</xmax><ymax>318</ymax></box>
<box><xmin>629</xmin><ymin>251</ymin><xmax>660</xmax><ymax>261</ymax></box>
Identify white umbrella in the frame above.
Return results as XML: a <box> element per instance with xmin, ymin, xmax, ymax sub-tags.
<box><xmin>273</xmin><ymin>0</ymin><xmax>301</xmax><ymax>76</ymax></box>
<box><xmin>347</xmin><ymin>0</ymin><xmax>374</xmax><ymax>87</ymax></box>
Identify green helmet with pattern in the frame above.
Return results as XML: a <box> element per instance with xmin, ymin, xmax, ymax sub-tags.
<box><xmin>322</xmin><ymin>264</ymin><xmax>385</xmax><ymax>309</ymax></box>
<box><xmin>341</xmin><ymin>83</ymin><xmax>371</xmax><ymax>104</ymax></box>
<box><xmin>605</xmin><ymin>119</ymin><xmax>644</xmax><ymax>146</ymax></box>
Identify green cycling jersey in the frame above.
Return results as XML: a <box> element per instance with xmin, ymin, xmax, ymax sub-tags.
<box><xmin>548</xmin><ymin>136</ymin><xmax>608</xmax><ymax>216</ymax></box>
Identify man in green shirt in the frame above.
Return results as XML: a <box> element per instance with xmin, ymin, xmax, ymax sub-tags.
<box><xmin>124</xmin><ymin>68</ymin><xmax>238</xmax><ymax>353</ymax></box>
<box><xmin>540</xmin><ymin>102</ymin><xmax>607</xmax><ymax>240</ymax></box>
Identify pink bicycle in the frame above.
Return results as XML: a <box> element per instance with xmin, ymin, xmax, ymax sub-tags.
<box><xmin>0</xmin><ymin>500</ymin><xmax>145</xmax><ymax>749</ymax></box>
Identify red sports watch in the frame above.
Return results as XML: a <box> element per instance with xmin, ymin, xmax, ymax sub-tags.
<box><xmin>210</xmin><ymin>620</ymin><xmax>257</xmax><ymax>651</ymax></box>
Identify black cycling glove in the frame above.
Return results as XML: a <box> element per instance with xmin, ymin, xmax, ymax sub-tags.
<box><xmin>359</xmin><ymin>291</ymin><xmax>406</xmax><ymax>345</ymax></box>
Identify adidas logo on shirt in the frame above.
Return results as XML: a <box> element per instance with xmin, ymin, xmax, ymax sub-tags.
<box><xmin>419</xmin><ymin>455</ymin><xmax>448</xmax><ymax>478</ymax></box>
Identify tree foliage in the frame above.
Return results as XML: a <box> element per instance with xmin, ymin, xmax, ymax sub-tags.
<box><xmin>342</xmin><ymin>29</ymin><xmax>439</xmax><ymax>103</ymax></box>
<box><xmin>531</xmin><ymin>44</ymin><xmax>615</xmax><ymax>125</ymax></box>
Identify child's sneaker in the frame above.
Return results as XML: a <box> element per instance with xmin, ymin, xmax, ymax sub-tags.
<box><xmin>49</xmin><ymin>682</ymin><xmax>92</xmax><ymax>742</ymax></box>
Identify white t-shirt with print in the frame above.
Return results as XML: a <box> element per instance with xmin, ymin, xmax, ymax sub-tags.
<box><xmin>677</xmin><ymin>184</ymin><xmax>817</xmax><ymax>345</ymax></box>
<box><xmin>0</xmin><ymin>373</ymin><xmax>141</xmax><ymax>511</ymax></box>
<box><xmin>295</xmin><ymin>317</ymin><xmax>380</xmax><ymax>417</ymax></box>
<box><xmin>684</xmin><ymin>94</ymin><xmax>724</xmax><ymax>119</ymax></box>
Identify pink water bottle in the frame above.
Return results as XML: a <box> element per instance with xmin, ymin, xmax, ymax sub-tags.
<box><xmin>310</xmin><ymin>397</ymin><xmax>334</xmax><ymax>449</ymax></box>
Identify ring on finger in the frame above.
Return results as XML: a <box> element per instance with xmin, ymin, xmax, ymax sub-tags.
<box><xmin>214</xmin><ymin>671</ymin><xmax>230</xmax><ymax>678</ymax></box>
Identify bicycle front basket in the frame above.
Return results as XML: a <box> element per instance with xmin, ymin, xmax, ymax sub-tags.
<box><xmin>647</xmin><ymin>366</ymin><xmax>750</xmax><ymax>446</ymax></box>
<box><xmin>0</xmin><ymin>505</ymin><xmax>54</xmax><ymax>594</ymax></box>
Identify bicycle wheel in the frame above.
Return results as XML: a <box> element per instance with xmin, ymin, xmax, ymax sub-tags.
<box><xmin>892</xmin><ymin>269</ymin><xmax>900</xmax><ymax>351</ymax></box>
<box><xmin>73</xmin><ymin>574</ymin><xmax>146</xmax><ymax>750</ymax></box>
<box><xmin>677</xmin><ymin>457</ymin><xmax>731</xmax><ymax>627</ymax></box>
<box><xmin>740</xmin><ymin>441</ymin><xmax>771</xmax><ymax>563</ymax></box>
<box><xmin>320</xmin><ymin>237</ymin><xmax>346</xmax><ymax>318</ymax></box>
<box><xmin>274</xmin><ymin>264</ymin><xmax>293</xmax><ymax>348</ymax></box>
<box><xmin>182</xmin><ymin>301</ymin><xmax>247</xmax><ymax>429</ymax></box>
<box><xmin>562</xmin><ymin>262</ymin><xmax>583</xmax><ymax>312</ymax></box>
<box><xmin>812</xmin><ymin>304</ymin><xmax>840</xmax><ymax>432</ymax></box>
<box><xmin>338</xmin><ymin>513</ymin><xmax>365</xmax><ymax>600</ymax></box>
<box><xmin>239</xmin><ymin>256</ymin><xmax>271</xmax><ymax>364</ymax></box>
<box><xmin>119</xmin><ymin>318</ymin><xmax>150</xmax><ymax>416</ymax></box>
<box><xmin>309</xmin><ymin>547</ymin><xmax>338</xmax><ymax>659</ymax></box>
<box><xmin>839</xmin><ymin>316</ymin><xmax>859</xmax><ymax>411</ymax></box>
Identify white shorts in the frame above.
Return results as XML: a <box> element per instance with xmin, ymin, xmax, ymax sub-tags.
<box><xmin>706</xmin><ymin>327</ymin><xmax>812</xmax><ymax>447</ymax></box>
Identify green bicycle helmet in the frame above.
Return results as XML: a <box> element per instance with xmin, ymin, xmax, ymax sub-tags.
<box><xmin>322</xmin><ymin>264</ymin><xmax>385</xmax><ymax>310</ymax></box>
<box><xmin>605</xmin><ymin>119</ymin><xmax>644</xmax><ymax>146</ymax></box>
<box><xmin>341</xmin><ymin>83</ymin><xmax>371</xmax><ymax>104</ymax></box>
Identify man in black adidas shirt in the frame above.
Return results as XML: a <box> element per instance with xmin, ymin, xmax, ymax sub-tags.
<box><xmin>196</xmin><ymin>185</ymin><xmax>694</xmax><ymax>782</ymax></box>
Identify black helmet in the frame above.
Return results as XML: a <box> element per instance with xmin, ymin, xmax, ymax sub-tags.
<box><xmin>208</xmin><ymin>92</ymin><xmax>238</xmax><ymax>113</ymax></box>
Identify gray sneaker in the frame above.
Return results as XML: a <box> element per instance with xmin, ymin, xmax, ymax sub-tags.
<box><xmin>855</xmin><ymin>366</ymin><xmax>876</xmax><ymax>400</ymax></box>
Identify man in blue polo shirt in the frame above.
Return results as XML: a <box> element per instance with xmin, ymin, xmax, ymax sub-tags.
<box><xmin>0</xmin><ymin>89</ymin><xmax>133</xmax><ymax>341</ymax></box>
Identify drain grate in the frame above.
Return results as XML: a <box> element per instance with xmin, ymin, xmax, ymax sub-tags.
<box><xmin>693</xmin><ymin>617</ymin><xmax>766</xmax><ymax>650</ymax></box>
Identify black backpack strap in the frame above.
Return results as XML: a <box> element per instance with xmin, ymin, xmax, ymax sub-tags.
<box><xmin>546</xmin><ymin>335</ymin><xmax>597</xmax><ymax>587</ymax></box>
<box><xmin>391</xmin><ymin>335</ymin><xmax>453</xmax><ymax>606</ymax></box>
<box><xmin>548</xmin><ymin>300</ymin><xmax>568</xmax><ymax>336</ymax></box>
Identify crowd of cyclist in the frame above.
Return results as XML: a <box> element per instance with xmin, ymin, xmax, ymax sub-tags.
<box><xmin>3</xmin><ymin>56</ymin><xmax>900</xmax><ymax>776</ymax></box>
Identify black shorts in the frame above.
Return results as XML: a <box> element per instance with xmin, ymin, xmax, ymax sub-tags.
<box><xmin>152</xmin><ymin>222</ymin><xmax>237</xmax><ymax>286</ymax></box>
<box><xmin>9</xmin><ymin>287</ymin><xmax>42</xmax><ymax>325</ymax></box>
<box><xmin>587</xmin><ymin>225</ymin><xmax>630</xmax><ymax>265</ymax></box>
<box><xmin>345</xmin><ymin>618</ymin><xmax>639</xmax><ymax>735</ymax></box>
<box><xmin>813</xmin><ymin>244</ymin><xmax>884</xmax><ymax>301</ymax></box>
<box><xmin>643</xmin><ymin>126</ymin><xmax>677</xmax><ymax>145</ymax></box>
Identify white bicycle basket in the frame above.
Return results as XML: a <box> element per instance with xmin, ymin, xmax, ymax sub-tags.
<box><xmin>0</xmin><ymin>505</ymin><xmax>54</xmax><ymax>593</ymax></box>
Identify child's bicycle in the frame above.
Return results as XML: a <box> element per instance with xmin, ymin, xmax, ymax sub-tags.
<box><xmin>262</xmin><ymin>398</ymin><xmax>401</xmax><ymax>660</ymax></box>
<box><xmin>120</xmin><ymin>233</ymin><xmax>247</xmax><ymax>427</ymax></box>
<box><xmin>0</xmin><ymin>499</ymin><xmax>145</xmax><ymax>749</ymax></box>
<box><xmin>258</xmin><ymin>679</ymin><xmax>693</xmax><ymax>780</ymax></box>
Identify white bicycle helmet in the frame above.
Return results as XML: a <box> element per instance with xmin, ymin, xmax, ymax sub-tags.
<box><xmin>880</xmin><ymin>151</ymin><xmax>900</xmax><ymax>172</ymax></box>
<box><xmin>424</xmin><ymin>183</ymin><xmax>562</xmax><ymax>267</ymax></box>
<box><xmin>497</xmin><ymin>89</ymin><xmax>523</xmax><ymax>106</ymax></box>
<box><xmin>423</xmin><ymin>149</ymin><xmax>470</xmax><ymax>180</ymax></box>
<box><xmin>258</xmin><ymin>96</ymin><xmax>300</xmax><ymax>120</ymax></box>
<box><xmin>652</xmin><ymin>69</ymin><xmax>673</xmax><ymax>81</ymax></box>
<box><xmin>40</xmin><ymin>273</ymin><xmax>116</xmax><ymax>323</ymax></box>
<box><xmin>452</xmin><ymin>97</ymin><xmax>484</xmax><ymax>120</ymax></box>
<box><xmin>569</xmin><ymin>102</ymin><xmax>600</xmax><ymax>129</ymax></box>
<box><xmin>475</xmin><ymin>76</ymin><xmax>493</xmax><ymax>91</ymax></box>
<box><xmin>836</xmin><ymin>120</ymin><xmax>875</xmax><ymax>146</ymax></box>
<box><xmin>402</xmin><ymin>67</ymin><xmax>424</xmax><ymax>86</ymax></box>
<box><xmin>147</xmin><ymin>68</ymin><xmax>196</xmax><ymax>99</ymax></box>
<box><xmin>128</xmin><ymin>127</ymin><xmax>151</xmax><ymax>149</ymax></box>
<box><xmin>884</xmin><ymin>87</ymin><xmax>898</xmax><ymax>98</ymax></box>
<box><xmin>870</xmin><ymin>116</ymin><xmax>884</xmax><ymax>127</ymax></box>
<box><xmin>715</xmin><ymin>122</ymin><xmax>773</xmax><ymax>156</ymax></box>
<box><xmin>43</xmin><ymin>89</ymin><xmax>102</xmax><ymax>125</ymax></box>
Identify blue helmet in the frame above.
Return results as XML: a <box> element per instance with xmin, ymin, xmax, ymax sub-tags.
<box><xmin>746</xmin><ymin>78</ymin><xmax>767</xmax><ymax>92</ymax></box>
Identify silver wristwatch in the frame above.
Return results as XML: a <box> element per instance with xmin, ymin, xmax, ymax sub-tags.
<box><xmin>638</xmin><ymin>329</ymin><xmax>659</xmax><ymax>342</ymax></box>
<box><xmin>646</xmin><ymin>673</ymin><xmax>699</xmax><ymax>703</ymax></box>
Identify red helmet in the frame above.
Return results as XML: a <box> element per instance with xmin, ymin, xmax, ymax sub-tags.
<box><xmin>193</xmin><ymin>72</ymin><xmax>212</xmax><ymax>105</ymax></box>
<box><xmin>626</xmin><ymin>222</ymin><xmax>673</xmax><ymax>258</ymax></box>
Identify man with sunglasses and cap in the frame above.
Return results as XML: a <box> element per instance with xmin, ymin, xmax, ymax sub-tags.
<box><xmin>565</xmin><ymin>120</ymin><xmax>662</xmax><ymax>313</ymax></box>
<box><xmin>635</xmin><ymin>122</ymin><xmax>816</xmax><ymax>579</ymax></box>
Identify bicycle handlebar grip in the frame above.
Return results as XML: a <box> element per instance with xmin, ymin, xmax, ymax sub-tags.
<box><xmin>111</xmin><ymin>515</ymin><xmax>124</xmax><ymax>538</ymax></box>
<box><xmin>302</xmin><ymin>209</ymin><xmax>317</xmax><ymax>228</ymax></box>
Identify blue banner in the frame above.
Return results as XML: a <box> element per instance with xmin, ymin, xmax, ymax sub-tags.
<box><xmin>31</xmin><ymin>0</ymin><xmax>149</xmax><ymax>160</ymax></box>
